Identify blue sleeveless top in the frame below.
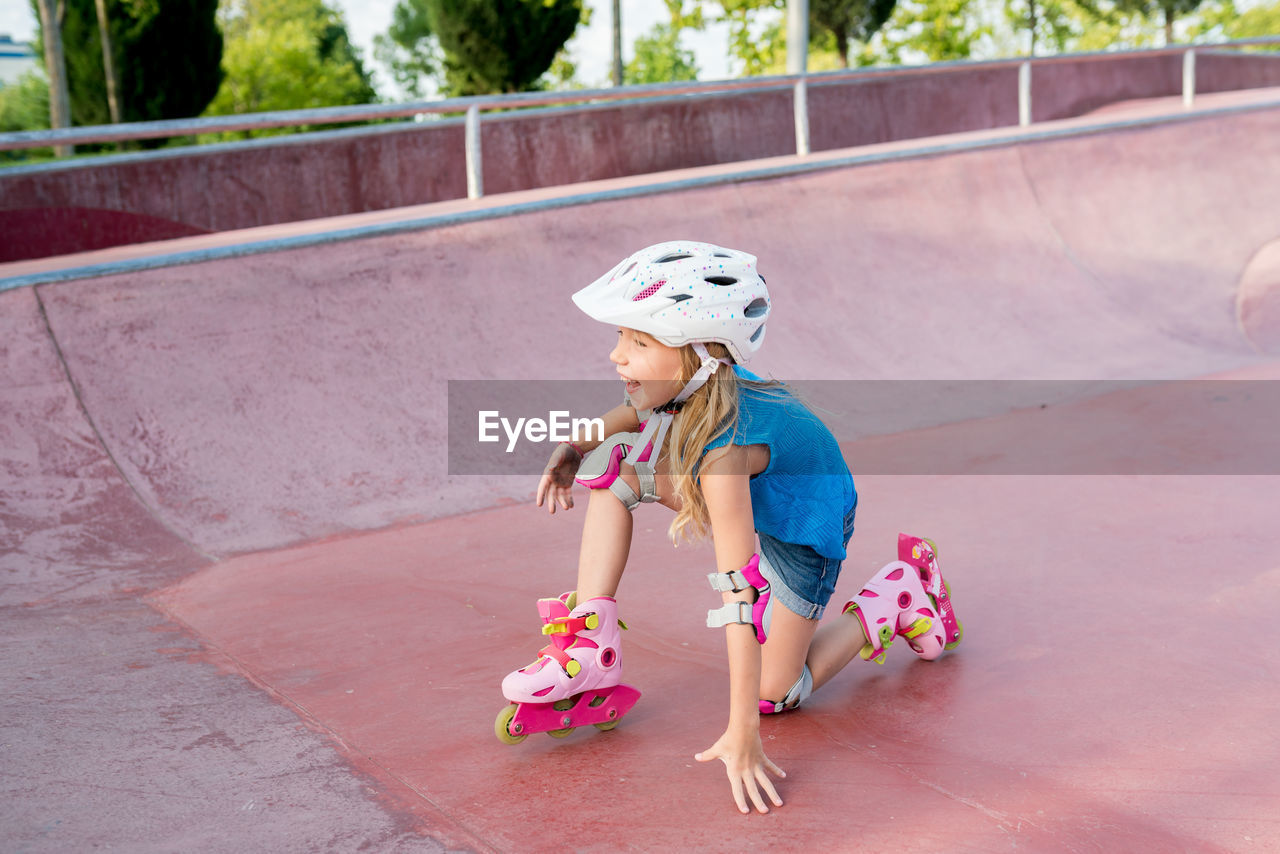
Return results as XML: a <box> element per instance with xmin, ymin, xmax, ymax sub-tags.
<box><xmin>702</xmin><ymin>367</ymin><xmax>856</xmax><ymax>560</ymax></box>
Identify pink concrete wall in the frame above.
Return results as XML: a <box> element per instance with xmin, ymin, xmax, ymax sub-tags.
<box><xmin>0</xmin><ymin>124</ymin><xmax>468</xmax><ymax>262</ymax></box>
<box><xmin>1030</xmin><ymin>53</ymin><xmax>1182</xmax><ymax>121</ymax></box>
<box><xmin>811</xmin><ymin>65</ymin><xmax>1020</xmax><ymax>150</ymax></box>
<box><xmin>481</xmin><ymin>90</ymin><xmax>795</xmax><ymax>195</ymax></box>
<box><xmin>2</xmin><ymin>51</ymin><xmax>1278</xmax><ymax>262</ymax></box>
<box><xmin>1197</xmin><ymin>50</ymin><xmax>1280</xmax><ymax>94</ymax></box>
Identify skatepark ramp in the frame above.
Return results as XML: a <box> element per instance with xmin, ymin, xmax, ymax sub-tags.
<box><xmin>3</xmin><ymin>88</ymin><xmax>1279</xmax><ymax>851</ymax></box>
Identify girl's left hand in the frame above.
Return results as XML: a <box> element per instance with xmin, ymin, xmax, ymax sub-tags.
<box><xmin>536</xmin><ymin>443</ymin><xmax>581</xmax><ymax>513</ymax></box>
<box><xmin>695</xmin><ymin>727</ymin><xmax>786</xmax><ymax>814</ymax></box>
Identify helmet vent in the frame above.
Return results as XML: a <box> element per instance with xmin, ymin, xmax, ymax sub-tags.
<box><xmin>656</xmin><ymin>252</ymin><xmax>694</xmax><ymax>263</ymax></box>
<box><xmin>743</xmin><ymin>298</ymin><xmax>768</xmax><ymax>318</ymax></box>
<box><xmin>669</xmin><ymin>293</ymin><xmax>693</xmax><ymax>303</ymax></box>
<box><xmin>749</xmin><ymin>324</ymin><xmax>765</xmax><ymax>343</ymax></box>
<box><xmin>632</xmin><ymin>280</ymin><xmax>666</xmax><ymax>301</ymax></box>
<box><xmin>705</xmin><ymin>276</ymin><xmax>738</xmax><ymax>286</ymax></box>
<box><xmin>612</xmin><ymin>261</ymin><xmax>638</xmax><ymax>282</ymax></box>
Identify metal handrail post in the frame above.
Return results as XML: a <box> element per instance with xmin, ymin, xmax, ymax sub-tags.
<box><xmin>1183</xmin><ymin>49</ymin><xmax>1197</xmax><ymax>109</ymax></box>
<box><xmin>1019</xmin><ymin>61</ymin><xmax>1032</xmax><ymax>127</ymax></box>
<box><xmin>465</xmin><ymin>104</ymin><xmax>483</xmax><ymax>199</ymax></box>
<box><xmin>794</xmin><ymin>77</ymin><xmax>810</xmax><ymax>157</ymax></box>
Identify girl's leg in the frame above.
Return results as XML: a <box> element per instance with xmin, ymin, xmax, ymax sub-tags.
<box><xmin>805</xmin><ymin>615</ymin><xmax>871</xmax><ymax>692</ymax></box>
<box><xmin>760</xmin><ymin>606</ymin><xmax>871</xmax><ymax>701</ymax></box>
<box><xmin>575</xmin><ymin>483</ymin><xmax>634</xmax><ymax>600</ymax></box>
<box><xmin>759</xmin><ymin>605</ymin><xmax>821</xmax><ymax>702</ymax></box>
<box><xmin>575</xmin><ymin>461</ymin><xmax>678</xmax><ymax>600</ymax></box>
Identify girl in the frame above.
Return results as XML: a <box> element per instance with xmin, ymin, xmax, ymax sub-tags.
<box><xmin>500</xmin><ymin>241</ymin><xmax>961</xmax><ymax>815</ymax></box>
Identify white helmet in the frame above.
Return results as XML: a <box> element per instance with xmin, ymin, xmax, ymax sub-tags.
<box><xmin>572</xmin><ymin>240</ymin><xmax>771</xmax><ymax>362</ymax></box>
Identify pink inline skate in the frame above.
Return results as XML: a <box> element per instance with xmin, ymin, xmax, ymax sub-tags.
<box><xmin>842</xmin><ymin>534</ymin><xmax>964</xmax><ymax>665</ymax></box>
<box><xmin>495</xmin><ymin>593</ymin><xmax>641</xmax><ymax>744</ymax></box>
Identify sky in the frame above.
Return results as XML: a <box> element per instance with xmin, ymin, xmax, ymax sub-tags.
<box><xmin>0</xmin><ymin>0</ymin><xmax>736</xmax><ymax>99</ymax></box>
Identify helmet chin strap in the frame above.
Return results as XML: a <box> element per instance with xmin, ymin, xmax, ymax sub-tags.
<box><xmin>623</xmin><ymin>342</ymin><xmax>728</xmax><ymax>473</ymax></box>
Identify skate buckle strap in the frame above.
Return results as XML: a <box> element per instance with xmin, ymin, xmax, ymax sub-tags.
<box><xmin>706</xmin><ymin>600</ymin><xmax>755</xmax><ymax>629</ymax></box>
<box><xmin>541</xmin><ymin>612</ymin><xmax>630</xmax><ymax>637</ymax></box>
<box><xmin>542</xmin><ymin>613</ymin><xmax>599</xmax><ymax>635</ymax></box>
<box><xmin>904</xmin><ymin>616</ymin><xmax>932</xmax><ymax>639</ymax></box>
<box><xmin>537</xmin><ymin>644</ymin><xmax>582</xmax><ymax>678</ymax></box>
<box><xmin>706</xmin><ymin>569</ymin><xmax>754</xmax><ymax>594</ymax></box>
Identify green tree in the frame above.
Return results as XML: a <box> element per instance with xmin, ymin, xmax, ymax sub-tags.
<box><xmin>1193</xmin><ymin>0</ymin><xmax>1280</xmax><ymax>44</ymax></box>
<box><xmin>1004</xmin><ymin>0</ymin><xmax>1105</xmax><ymax>54</ymax></box>
<box><xmin>625</xmin><ymin>0</ymin><xmax>703</xmax><ymax>83</ymax></box>
<box><xmin>1066</xmin><ymin>0</ymin><xmax>1157</xmax><ymax>49</ymax></box>
<box><xmin>626</xmin><ymin>23</ymin><xmax>700</xmax><ymax>83</ymax></box>
<box><xmin>205</xmin><ymin>0</ymin><xmax>377</xmax><ymax>134</ymax></box>
<box><xmin>1114</xmin><ymin>0</ymin><xmax>1206</xmax><ymax>43</ymax></box>
<box><xmin>423</xmin><ymin>0</ymin><xmax>583</xmax><ymax>95</ymax></box>
<box><xmin>876</xmin><ymin>0</ymin><xmax>993</xmax><ymax>61</ymax></box>
<box><xmin>1227</xmin><ymin>0</ymin><xmax>1280</xmax><ymax>38</ymax></box>
<box><xmin>811</xmin><ymin>0</ymin><xmax>898</xmax><ymax>66</ymax></box>
<box><xmin>374</xmin><ymin>0</ymin><xmax>441</xmax><ymax>97</ymax></box>
<box><xmin>31</xmin><ymin>0</ymin><xmax>223</xmax><ymax>134</ymax></box>
<box><xmin>716</xmin><ymin>0</ymin><xmax>786</xmax><ymax>75</ymax></box>
<box><xmin>712</xmin><ymin>0</ymin><xmax>894</xmax><ymax>75</ymax></box>
<box><xmin>0</xmin><ymin>70</ymin><xmax>53</xmax><ymax>160</ymax></box>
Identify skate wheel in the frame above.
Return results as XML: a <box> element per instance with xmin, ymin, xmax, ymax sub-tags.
<box><xmin>546</xmin><ymin>698</ymin><xmax>576</xmax><ymax>738</ymax></box>
<box><xmin>590</xmin><ymin>694</ymin><xmax>622</xmax><ymax>731</ymax></box>
<box><xmin>494</xmin><ymin>705</ymin><xmax>527</xmax><ymax>745</ymax></box>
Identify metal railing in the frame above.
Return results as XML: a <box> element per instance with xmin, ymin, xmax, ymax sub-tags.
<box><xmin>2</xmin><ymin>36</ymin><xmax>1277</xmax><ymax>198</ymax></box>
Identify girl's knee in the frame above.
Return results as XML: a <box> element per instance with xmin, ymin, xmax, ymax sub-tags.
<box><xmin>581</xmin><ymin>458</ymin><xmax>648</xmax><ymax>511</ymax></box>
<box><xmin>760</xmin><ymin>665</ymin><xmax>814</xmax><ymax>713</ymax></box>
<box><xmin>615</xmin><ymin>461</ymin><xmax>643</xmax><ymax>496</ymax></box>
<box><xmin>760</xmin><ymin>665</ymin><xmax>807</xmax><ymax>704</ymax></box>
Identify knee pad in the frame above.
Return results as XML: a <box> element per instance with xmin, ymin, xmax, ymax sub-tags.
<box><xmin>575</xmin><ymin>431</ymin><xmax>659</xmax><ymax>510</ymax></box>
<box><xmin>760</xmin><ymin>665</ymin><xmax>813</xmax><ymax>715</ymax></box>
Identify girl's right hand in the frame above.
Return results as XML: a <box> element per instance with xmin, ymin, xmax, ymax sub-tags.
<box><xmin>695</xmin><ymin>726</ymin><xmax>786</xmax><ymax>815</ymax></box>
<box><xmin>536</xmin><ymin>443</ymin><xmax>583</xmax><ymax>514</ymax></box>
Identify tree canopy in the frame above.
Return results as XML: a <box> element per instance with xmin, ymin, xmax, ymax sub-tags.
<box><xmin>374</xmin><ymin>0</ymin><xmax>441</xmax><ymax>98</ymax></box>
<box><xmin>0</xmin><ymin>70</ymin><xmax>52</xmax><ymax>160</ymax></box>
<box><xmin>811</xmin><ymin>0</ymin><xmax>898</xmax><ymax>66</ymax></box>
<box><xmin>30</xmin><ymin>0</ymin><xmax>223</xmax><ymax>129</ymax></box>
<box><xmin>877</xmin><ymin>0</ymin><xmax>993</xmax><ymax>61</ymax></box>
<box><xmin>422</xmin><ymin>0</ymin><xmax>584</xmax><ymax>95</ymax></box>
<box><xmin>1114</xmin><ymin>0</ymin><xmax>1208</xmax><ymax>43</ymax></box>
<box><xmin>626</xmin><ymin>23</ymin><xmax>701</xmax><ymax>83</ymax></box>
<box><xmin>203</xmin><ymin>0</ymin><xmax>377</xmax><ymax>133</ymax></box>
<box><xmin>625</xmin><ymin>0</ymin><xmax>703</xmax><ymax>83</ymax></box>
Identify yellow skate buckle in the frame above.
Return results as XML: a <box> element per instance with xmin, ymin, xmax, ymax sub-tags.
<box><xmin>904</xmin><ymin>616</ymin><xmax>933</xmax><ymax>640</ymax></box>
<box><xmin>858</xmin><ymin>643</ymin><xmax>888</xmax><ymax>665</ymax></box>
<box><xmin>542</xmin><ymin>613</ymin><xmax>600</xmax><ymax>635</ymax></box>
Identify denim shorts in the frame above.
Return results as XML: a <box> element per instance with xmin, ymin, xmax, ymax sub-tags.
<box><xmin>756</xmin><ymin>501</ymin><xmax>857</xmax><ymax>621</ymax></box>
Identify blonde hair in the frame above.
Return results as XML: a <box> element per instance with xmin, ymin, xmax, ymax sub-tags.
<box><xmin>662</xmin><ymin>343</ymin><xmax>786</xmax><ymax>545</ymax></box>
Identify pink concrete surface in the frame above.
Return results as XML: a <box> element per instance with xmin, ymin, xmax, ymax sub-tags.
<box><xmin>1239</xmin><ymin>238</ymin><xmax>1280</xmax><ymax>355</ymax></box>
<box><xmin>3</xmin><ymin>51</ymin><xmax>1279</xmax><ymax>261</ymax></box>
<box><xmin>4</xmin><ymin>95</ymin><xmax>1280</xmax><ymax>851</ymax></box>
